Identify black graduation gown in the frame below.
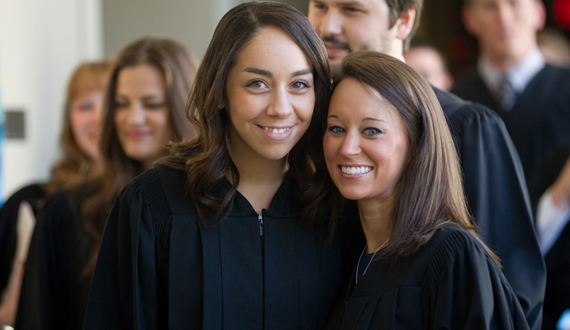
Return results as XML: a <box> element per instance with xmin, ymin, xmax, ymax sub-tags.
<box><xmin>326</xmin><ymin>224</ymin><xmax>530</xmax><ymax>330</ymax></box>
<box><xmin>15</xmin><ymin>182</ymin><xmax>96</xmax><ymax>330</ymax></box>
<box><xmin>451</xmin><ymin>65</ymin><xmax>570</xmax><ymax>183</ymax></box>
<box><xmin>529</xmin><ymin>145</ymin><xmax>570</xmax><ymax>330</ymax></box>
<box><xmin>435</xmin><ymin>88</ymin><xmax>545</xmax><ymax>330</ymax></box>
<box><xmin>84</xmin><ymin>165</ymin><xmax>343</xmax><ymax>329</ymax></box>
<box><xmin>0</xmin><ymin>183</ymin><xmax>46</xmax><ymax>293</ymax></box>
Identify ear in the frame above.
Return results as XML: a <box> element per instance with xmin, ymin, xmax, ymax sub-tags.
<box><xmin>395</xmin><ymin>7</ymin><xmax>416</xmax><ymax>41</ymax></box>
<box><xmin>534</xmin><ymin>0</ymin><xmax>546</xmax><ymax>31</ymax></box>
<box><xmin>461</xmin><ymin>5</ymin><xmax>478</xmax><ymax>36</ymax></box>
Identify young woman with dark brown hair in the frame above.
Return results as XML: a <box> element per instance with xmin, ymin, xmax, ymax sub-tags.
<box><xmin>0</xmin><ymin>60</ymin><xmax>111</xmax><ymax>327</ymax></box>
<box><xmin>85</xmin><ymin>2</ymin><xmax>343</xmax><ymax>328</ymax></box>
<box><xmin>15</xmin><ymin>37</ymin><xmax>198</xmax><ymax>330</ymax></box>
<box><xmin>318</xmin><ymin>51</ymin><xmax>529</xmax><ymax>329</ymax></box>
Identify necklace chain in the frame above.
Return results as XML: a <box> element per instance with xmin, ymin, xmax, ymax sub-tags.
<box><xmin>355</xmin><ymin>240</ymin><xmax>388</xmax><ymax>284</ymax></box>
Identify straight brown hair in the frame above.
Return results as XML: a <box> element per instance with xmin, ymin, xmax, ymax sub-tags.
<box><xmin>310</xmin><ymin>51</ymin><xmax>499</xmax><ymax>264</ymax></box>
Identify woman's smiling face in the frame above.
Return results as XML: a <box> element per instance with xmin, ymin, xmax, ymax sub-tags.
<box><xmin>224</xmin><ymin>26</ymin><xmax>315</xmax><ymax>162</ymax></box>
<box><xmin>324</xmin><ymin>78</ymin><xmax>409</xmax><ymax>202</ymax></box>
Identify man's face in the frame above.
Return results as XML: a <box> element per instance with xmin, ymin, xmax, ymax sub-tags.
<box><xmin>308</xmin><ymin>0</ymin><xmax>399</xmax><ymax>74</ymax></box>
<box><xmin>463</xmin><ymin>0</ymin><xmax>544</xmax><ymax>63</ymax></box>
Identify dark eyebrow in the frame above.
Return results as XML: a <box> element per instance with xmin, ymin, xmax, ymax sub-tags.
<box><xmin>362</xmin><ymin>117</ymin><xmax>384</xmax><ymax>122</ymax></box>
<box><xmin>141</xmin><ymin>95</ymin><xmax>164</xmax><ymax>102</ymax></box>
<box><xmin>244</xmin><ymin>67</ymin><xmax>272</xmax><ymax>77</ymax></box>
<box><xmin>338</xmin><ymin>1</ymin><xmax>365</xmax><ymax>7</ymax></box>
<box><xmin>292</xmin><ymin>69</ymin><xmax>312</xmax><ymax>77</ymax></box>
<box><xmin>327</xmin><ymin>115</ymin><xmax>385</xmax><ymax>122</ymax></box>
<box><xmin>244</xmin><ymin>68</ymin><xmax>311</xmax><ymax>78</ymax></box>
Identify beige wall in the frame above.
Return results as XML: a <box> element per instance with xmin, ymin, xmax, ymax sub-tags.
<box><xmin>102</xmin><ymin>0</ymin><xmax>310</xmax><ymax>59</ymax></box>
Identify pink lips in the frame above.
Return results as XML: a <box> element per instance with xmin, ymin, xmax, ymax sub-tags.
<box><xmin>125</xmin><ymin>130</ymin><xmax>150</xmax><ymax>139</ymax></box>
<box><xmin>324</xmin><ymin>43</ymin><xmax>347</xmax><ymax>56</ymax></box>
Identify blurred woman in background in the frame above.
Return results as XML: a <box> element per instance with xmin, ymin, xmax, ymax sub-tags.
<box><xmin>0</xmin><ymin>60</ymin><xmax>111</xmax><ymax>327</ymax></box>
<box><xmin>15</xmin><ymin>37</ymin><xmax>198</xmax><ymax>330</ymax></box>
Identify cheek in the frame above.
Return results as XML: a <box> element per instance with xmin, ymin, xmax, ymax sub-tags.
<box><xmin>114</xmin><ymin>111</ymin><xmax>124</xmax><ymax>131</ymax></box>
<box><xmin>70</xmin><ymin>112</ymin><xmax>88</xmax><ymax>135</ymax></box>
<box><xmin>152</xmin><ymin>111</ymin><xmax>172</xmax><ymax>135</ymax></box>
<box><xmin>323</xmin><ymin>134</ymin><xmax>338</xmax><ymax>164</ymax></box>
<box><xmin>296</xmin><ymin>94</ymin><xmax>316</xmax><ymax>123</ymax></box>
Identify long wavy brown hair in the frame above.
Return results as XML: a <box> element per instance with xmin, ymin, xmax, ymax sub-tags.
<box><xmin>159</xmin><ymin>1</ymin><xmax>331</xmax><ymax>226</ymax></box>
<box><xmin>81</xmin><ymin>37</ymin><xmax>199</xmax><ymax>275</ymax></box>
<box><xmin>308</xmin><ymin>51</ymin><xmax>499</xmax><ymax>264</ymax></box>
<box><xmin>43</xmin><ymin>61</ymin><xmax>112</xmax><ymax>195</ymax></box>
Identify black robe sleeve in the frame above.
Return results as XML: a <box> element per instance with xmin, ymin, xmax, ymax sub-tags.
<box><xmin>85</xmin><ymin>169</ymin><xmax>169</xmax><ymax>329</ymax></box>
<box><xmin>15</xmin><ymin>188</ymin><xmax>92</xmax><ymax>330</ymax></box>
<box><xmin>435</xmin><ymin>88</ymin><xmax>545</xmax><ymax>330</ymax></box>
<box><xmin>426</xmin><ymin>230</ymin><xmax>529</xmax><ymax>330</ymax></box>
<box><xmin>0</xmin><ymin>184</ymin><xmax>46</xmax><ymax>293</ymax></box>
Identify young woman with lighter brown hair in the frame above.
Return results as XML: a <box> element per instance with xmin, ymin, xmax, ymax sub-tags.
<box><xmin>318</xmin><ymin>51</ymin><xmax>529</xmax><ymax>329</ymax></box>
<box><xmin>15</xmin><ymin>37</ymin><xmax>198</xmax><ymax>330</ymax></box>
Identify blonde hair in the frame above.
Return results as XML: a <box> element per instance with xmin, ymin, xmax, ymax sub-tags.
<box><xmin>45</xmin><ymin>61</ymin><xmax>112</xmax><ymax>195</ymax></box>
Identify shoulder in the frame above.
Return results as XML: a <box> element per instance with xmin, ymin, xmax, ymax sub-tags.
<box><xmin>541</xmin><ymin>64</ymin><xmax>570</xmax><ymax>80</ymax></box>
<box><xmin>434</xmin><ymin>88</ymin><xmax>500</xmax><ymax>124</ymax></box>
<box><xmin>1</xmin><ymin>183</ymin><xmax>46</xmax><ymax>211</ymax></box>
<box><xmin>452</xmin><ymin>69</ymin><xmax>483</xmax><ymax>90</ymax></box>
<box><xmin>424</xmin><ymin>223</ymin><xmax>498</xmax><ymax>277</ymax></box>
<box><xmin>119</xmin><ymin>164</ymin><xmax>195</xmax><ymax>217</ymax></box>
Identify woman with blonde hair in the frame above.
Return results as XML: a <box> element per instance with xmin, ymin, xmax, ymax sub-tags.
<box><xmin>0</xmin><ymin>60</ymin><xmax>111</xmax><ymax>327</ymax></box>
<box><xmin>15</xmin><ymin>37</ymin><xmax>198</xmax><ymax>330</ymax></box>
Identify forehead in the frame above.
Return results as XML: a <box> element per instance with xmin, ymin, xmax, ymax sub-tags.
<box><xmin>311</xmin><ymin>0</ymin><xmax>387</xmax><ymax>6</ymax></box>
<box><xmin>330</xmin><ymin>79</ymin><xmax>396</xmax><ymax>116</ymax></box>
<box><xmin>233</xmin><ymin>26</ymin><xmax>307</xmax><ymax>68</ymax></box>
<box><xmin>469</xmin><ymin>0</ymin><xmax>534</xmax><ymax>6</ymax></box>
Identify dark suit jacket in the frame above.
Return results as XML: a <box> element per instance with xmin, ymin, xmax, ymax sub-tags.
<box><xmin>452</xmin><ymin>65</ymin><xmax>570</xmax><ymax>183</ymax></box>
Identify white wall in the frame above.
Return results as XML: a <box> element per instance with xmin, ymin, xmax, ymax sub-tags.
<box><xmin>0</xmin><ymin>0</ymin><xmax>103</xmax><ymax>199</ymax></box>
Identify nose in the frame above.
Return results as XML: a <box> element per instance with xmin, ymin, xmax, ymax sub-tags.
<box><xmin>125</xmin><ymin>103</ymin><xmax>145</xmax><ymax>125</ymax></box>
<box><xmin>312</xmin><ymin>9</ymin><xmax>342</xmax><ymax>37</ymax></box>
<box><xmin>91</xmin><ymin>101</ymin><xmax>103</xmax><ymax>125</ymax></box>
<box><xmin>267</xmin><ymin>89</ymin><xmax>293</xmax><ymax>119</ymax></box>
<box><xmin>497</xmin><ymin>2</ymin><xmax>514</xmax><ymax>25</ymax></box>
<box><xmin>339</xmin><ymin>130</ymin><xmax>361</xmax><ymax>156</ymax></box>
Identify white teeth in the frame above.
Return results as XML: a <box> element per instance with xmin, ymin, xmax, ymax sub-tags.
<box><xmin>341</xmin><ymin>166</ymin><xmax>372</xmax><ymax>175</ymax></box>
<box><xmin>265</xmin><ymin>127</ymin><xmax>290</xmax><ymax>134</ymax></box>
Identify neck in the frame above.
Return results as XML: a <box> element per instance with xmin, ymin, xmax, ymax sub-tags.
<box><xmin>357</xmin><ymin>195</ymin><xmax>396</xmax><ymax>253</ymax></box>
<box><xmin>388</xmin><ymin>41</ymin><xmax>405</xmax><ymax>62</ymax></box>
<box><xmin>482</xmin><ymin>45</ymin><xmax>534</xmax><ymax>72</ymax></box>
<box><xmin>227</xmin><ymin>141</ymin><xmax>288</xmax><ymax>214</ymax></box>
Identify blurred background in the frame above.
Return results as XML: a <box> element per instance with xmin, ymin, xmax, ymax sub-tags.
<box><xmin>0</xmin><ymin>0</ymin><xmax>568</xmax><ymax>201</ymax></box>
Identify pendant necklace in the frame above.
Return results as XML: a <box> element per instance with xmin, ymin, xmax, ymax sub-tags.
<box><xmin>355</xmin><ymin>240</ymin><xmax>388</xmax><ymax>284</ymax></box>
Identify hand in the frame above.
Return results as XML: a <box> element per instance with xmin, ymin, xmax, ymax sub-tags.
<box><xmin>550</xmin><ymin>156</ymin><xmax>570</xmax><ymax>211</ymax></box>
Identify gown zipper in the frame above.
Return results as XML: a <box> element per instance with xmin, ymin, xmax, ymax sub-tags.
<box><xmin>259</xmin><ymin>209</ymin><xmax>266</xmax><ymax>328</ymax></box>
